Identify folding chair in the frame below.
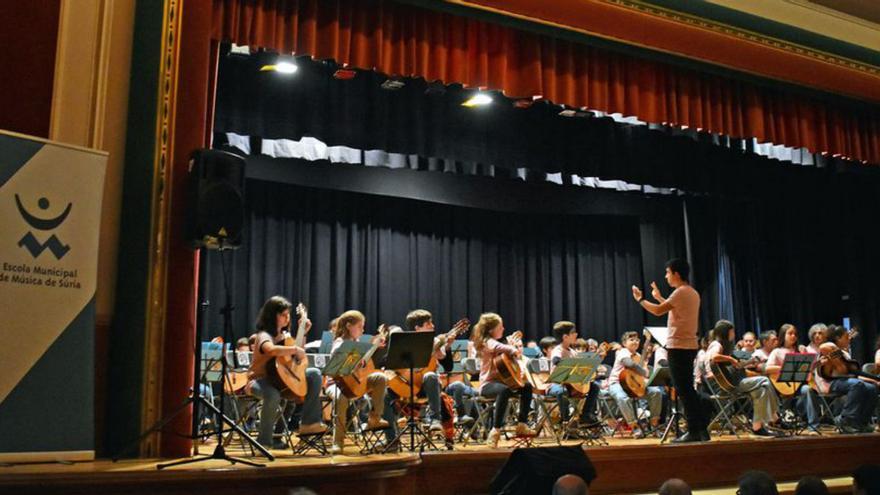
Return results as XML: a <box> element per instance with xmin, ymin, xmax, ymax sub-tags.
<box><xmin>815</xmin><ymin>389</ymin><xmax>845</xmax><ymax>433</ymax></box>
<box><xmin>525</xmin><ymin>357</ymin><xmax>561</xmax><ymax>445</ymax></box>
<box><xmin>704</xmin><ymin>377</ymin><xmax>750</xmax><ymax>438</ymax></box>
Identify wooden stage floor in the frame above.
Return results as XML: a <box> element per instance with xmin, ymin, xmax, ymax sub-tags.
<box><xmin>2</xmin><ymin>432</ymin><xmax>879</xmax><ymax>495</ymax></box>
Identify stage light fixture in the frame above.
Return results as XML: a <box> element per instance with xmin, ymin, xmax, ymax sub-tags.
<box><xmin>333</xmin><ymin>68</ymin><xmax>357</xmax><ymax>80</ymax></box>
<box><xmin>260</xmin><ymin>60</ymin><xmax>298</xmax><ymax>74</ymax></box>
<box><xmin>462</xmin><ymin>92</ymin><xmax>492</xmax><ymax>107</ymax></box>
<box><xmin>381</xmin><ymin>79</ymin><xmax>405</xmax><ymax>90</ymax></box>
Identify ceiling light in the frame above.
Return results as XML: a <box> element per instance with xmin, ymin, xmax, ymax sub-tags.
<box><xmin>462</xmin><ymin>92</ymin><xmax>492</xmax><ymax>107</ymax></box>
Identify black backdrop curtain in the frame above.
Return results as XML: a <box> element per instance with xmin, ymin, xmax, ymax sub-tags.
<box><xmin>214</xmin><ymin>51</ymin><xmax>862</xmax><ymax>196</ymax></box>
<box><xmin>687</xmin><ymin>188</ymin><xmax>880</xmax><ymax>362</ymax></box>
<box><xmin>201</xmin><ymin>180</ymin><xmax>648</xmax><ymax>344</ymax></box>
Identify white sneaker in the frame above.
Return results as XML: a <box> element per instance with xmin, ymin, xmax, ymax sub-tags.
<box><xmin>429</xmin><ymin>419</ymin><xmax>443</xmax><ymax>431</ymax></box>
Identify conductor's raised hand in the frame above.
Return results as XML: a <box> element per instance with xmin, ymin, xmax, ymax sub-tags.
<box><xmin>631</xmin><ymin>285</ymin><xmax>643</xmax><ymax>302</ymax></box>
<box><xmin>650</xmin><ymin>281</ymin><xmax>662</xmax><ymax>301</ymax></box>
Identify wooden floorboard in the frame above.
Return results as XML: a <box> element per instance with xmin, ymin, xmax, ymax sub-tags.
<box><xmin>1</xmin><ymin>433</ymin><xmax>878</xmax><ymax>495</ymax></box>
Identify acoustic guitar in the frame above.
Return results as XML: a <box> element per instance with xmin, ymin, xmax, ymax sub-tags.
<box><xmin>619</xmin><ymin>343</ymin><xmax>651</xmax><ymax>398</ymax></box>
<box><xmin>225</xmin><ymin>371</ymin><xmax>249</xmax><ymax>393</ymax></box>
<box><xmin>266</xmin><ymin>302</ymin><xmax>310</xmax><ymax>402</ymax></box>
<box><xmin>387</xmin><ymin>318</ymin><xmax>470</xmax><ymax>398</ymax></box>
<box><xmin>494</xmin><ymin>331</ymin><xmax>525</xmax><ymax>389</ymax></box>
<box><xmin>770</xmin><ymin>375</ymin><xmax>805</xmax><ymax>398</ymax></box>
<box><xmin>817</xmin><ymin>342</ymin><xmax>880</xmax><ymax>382</ymax></box>
<box><xmin>710</xmin><ymin>356</ymin><xmax>760</xmax><ymax>393</ymax></box>
<box><xmin>337</xmin><ymin>325</ymin><xmax>390</xmax><ymax>399</ymax></box>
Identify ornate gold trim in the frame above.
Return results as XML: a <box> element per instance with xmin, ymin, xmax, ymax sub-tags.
<box><xmin>603</xmin><ymin>0</ymin><xmax>880</xmax><ymax>76</ymax></box>
<box><xmin>141</xmin><ymin>0</ymin><xmax>182</xmax><ymax>457</ymax></box>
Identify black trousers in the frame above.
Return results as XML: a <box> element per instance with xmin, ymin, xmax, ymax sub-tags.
<box><xmin>667</xmin><ymin>348</ymin><xmax>707</xmax><ymax>433</ymax></box>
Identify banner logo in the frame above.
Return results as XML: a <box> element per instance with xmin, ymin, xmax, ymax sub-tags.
<box><xmin>15</xmin><ymin>194</ymin><xmax>72</xmax><ymax>259</ymax></box>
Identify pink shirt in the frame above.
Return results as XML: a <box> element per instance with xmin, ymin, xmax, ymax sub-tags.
<box><xmin>694</xmin><ymin>349</ymin><xmax>707</xmax><ymax>384</ymax></box>
<box><xmin>752</xmin><ymin>348</ymin><xmax>770</xmax><ymax>363</ymax></box>
<box><xmin>800</xmin><ymin>344</ymin><xmax>831</xmax><ymax>394</ymax></box>
<box><xmin>666</xmin><ymin>285</ymin><xmax>700</xmax><ymax>350</ymax></box>
<box><xmin>875</xmin><ymin>349</ymin><xmax>880</xmax><ymax>366</ymax></box>
<box><xmin>549</xmin><ymin>344</ymin><xmax>574</xmax><ymax>372</ymax></box>
<box><xmin>766</xmin><ymin>347</ymin><xmax>793</xmax><ymax>370</ymax></box>
<box><xmin>704</xmin><ymin>341</ymin><xmax>723</xmax><ymax>379</ymax></box>
<box><xmin>609</xmin><ymin>348</ymin><xmax>638</xmax><ymax>385</ymax></box>
<box><xmin>478</xmin><ymin>338</ymin><xmax>518</xmax><ymax>389</ymax></box>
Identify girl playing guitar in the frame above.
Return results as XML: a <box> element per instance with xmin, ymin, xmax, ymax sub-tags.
<box><xmin>472</xmin><ymin>313</ymin><xmax>535</xmax><ymax>448</ymax></box>
<box><xmin>246</xmin><ymin>296</ymin><xmax>326</xmax><ymax>449</ymax></box>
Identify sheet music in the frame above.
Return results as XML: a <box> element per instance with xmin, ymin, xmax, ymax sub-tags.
<box><xmin>643</xmin><ymin>326</ymin><xmax>670</xmax><ymax>347</ymax></box>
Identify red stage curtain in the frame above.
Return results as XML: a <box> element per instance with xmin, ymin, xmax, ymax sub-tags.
<box><xmin>211</xmin><ymin>0</ymin><xmax>880</xmax><ymax>165</ymax></box>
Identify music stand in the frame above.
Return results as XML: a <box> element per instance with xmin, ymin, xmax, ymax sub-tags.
<box><xmin>322</xmin><ymin>341</ymin><xmax>369</xmax><ymax>454</ymax></box>
<box><xmin>646</xmin><ymin>366</ymin><xmax>682</xmax><ymax>443</ymax></box>
<box><xmin>775</xmin><ymin>353</ymin><xmax>816</xmax><ymax>434</ymax></box>
<box><xmin>116</xmin><ymin>248</ymin><xmax>272</xmax><ymax>468</ymax></box>
<box><xmin>384</xmin><ymin>331</ymin><xmax>436</xmax><ymax>452</ymax></box>
<box><xmin>323</xmin><ymin>341</ymin><xmax>369</xmax><ymax>378</ymax></box>
<box><xmin>549</xmin><ymin>356</ymin><xmax>601</xmax><ymax>387</ymax></box>
<box><xmin>778</xmin><ymin>353</ymin><xmax>816</xmax><ymax>385</ymax></box>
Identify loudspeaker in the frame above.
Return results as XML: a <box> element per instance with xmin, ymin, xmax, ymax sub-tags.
<box><xmin>489</xmin><ymin>446</ymin><xmax>596</xmax><ymax>495</ymax></box>
<box><xmin>186</xmin><ymin>149</ymin><xmax>245</xmax><ymax>249</ymax></box>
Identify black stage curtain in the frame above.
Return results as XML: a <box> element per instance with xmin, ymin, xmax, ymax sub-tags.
<box><xmin>201</xmin><ymin>180</ymin><xmax>648</xmax><ymax>344</ymax></box>
<box><xmin>214</xmin><ymin>51</ymin><xmax>859</xmax><ymax>196</ymax></box>
<box><xmin>687</xmin><ymin>185</ymin><xmax>880</xmax><ymax>362</ymax></box>
<box><xmin>211</xmin><ymin>49</ymin><xmax>880</xmax><ymax>360</ymax></box>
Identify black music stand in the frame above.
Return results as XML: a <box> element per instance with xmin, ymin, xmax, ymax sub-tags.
<box><xmin>114</xmin><ymin>248</ymin><xmax>271</xmax><ymax>467</ymax></box>
<box><xmin>778</xmin><ymin>353</ymin><xmax>816</xmax><ymax>386</ymax></box>
<box><xmin>384</xmin><ymin>331</ymin><xmax>436</xmax><ymax>452</ymax></box>
<box><xmin>776</xmin><ymin>353</ymin><xmax>817</xmax><ymax>434</ymax></box>
<box><xmin>648</xmin><ymin>367</ymin><xmax>681</xmax><ymax>444</ymax></box>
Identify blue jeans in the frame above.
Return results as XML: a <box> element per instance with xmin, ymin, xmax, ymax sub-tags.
<box><xmin>609</xmin><ymin>383</ymin><xmax>664</xmax><ymax>424</ymax></box>
<box><xmin>830</xmin><ymin>377</ymin><xmax>878</xmax><ymax>427</ymax></box>
<box><xmin>250</xmin><ymin>368</ymin><xmax>323</xmax><ymax>445</ymax></box>
<box><xmin>446</xmin><ymin>381</ymin><xmax>477</xmax><ymax>417</ymax></box>
<box><xmin>547</xmin><ymin>383</ymin><xmax>599</xmax><ymax>421</ymax></box>
<box><xmin>794</xmin><ymin>384</ymin><xmax>820</xmax><ymax>428</ymax></box>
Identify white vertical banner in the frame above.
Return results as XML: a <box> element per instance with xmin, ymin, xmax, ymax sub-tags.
<box><xmin>0</xmin><ymin>130</ymin><xmax>106</xmax><ymax>462</ymax></box>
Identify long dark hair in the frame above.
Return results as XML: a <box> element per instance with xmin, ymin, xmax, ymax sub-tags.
<box><xmin>711</xmin><ymin>320</ymin><xmax>735</xmax><ymax>355</ymax></box>
<box><xmin>255</xmin><ymin>296</ymin><xmax>292</xmax><ymax>333</ymax></box>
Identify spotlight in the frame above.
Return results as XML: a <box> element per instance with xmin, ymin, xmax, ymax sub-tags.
<box><xmin>260</xmin><ymin>61</ymin><xmax>298</xmax><ymax>74</ymax></box>
<box><xmin>462</xmin><ymin>92</ymin><xmax>492</xmax><ymax>107</ymax></box>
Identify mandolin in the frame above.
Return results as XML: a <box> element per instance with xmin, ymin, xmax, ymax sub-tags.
<box><xmin>337</xmin><ymin>324</ymin><xmax>390</xmax><ymax>399</ymax></box>
<box><xmin>494</xmin><ymin>330</ymin><xmax>525</xmax><ymax>389</ymax></box>
<box><xmin>266</xmin><ymin>302</ymin><xmax>310</xmax><ymax>402</ymax></box>
<box><xmin>387</xmin><ymin>318</ymin><xmax>470</xmax><ymax>398</ymax></box>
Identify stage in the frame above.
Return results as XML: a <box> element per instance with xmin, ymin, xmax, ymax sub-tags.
<box><xmin>2</xmin><ymin>432</ymin><xmax>878</xmax><ymax>495</ymax></box>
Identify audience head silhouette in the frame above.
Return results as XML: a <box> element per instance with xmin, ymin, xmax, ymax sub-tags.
<box><xmin>737</xmin><ymin>470</ymin><xmax>778</xmax><ymax>495</ymax></box>
<box><xmin>853</xmin><ymin>465</ymin><xmax>880</xmax><ymax>495</ymax></box>
<box><xmin>793</xmin><ymin>476</ymin><xmax>828</xmax><ymax>495</ymax></box>
<box><xmin>553</xmin><ymin>474</ymin><xmax>589</xmax><ymax>495</ymax></box>
<box><xmin>659</xmin><ymin>478</ymin><xmax>692</xmax><ymax>495</ymax></box>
